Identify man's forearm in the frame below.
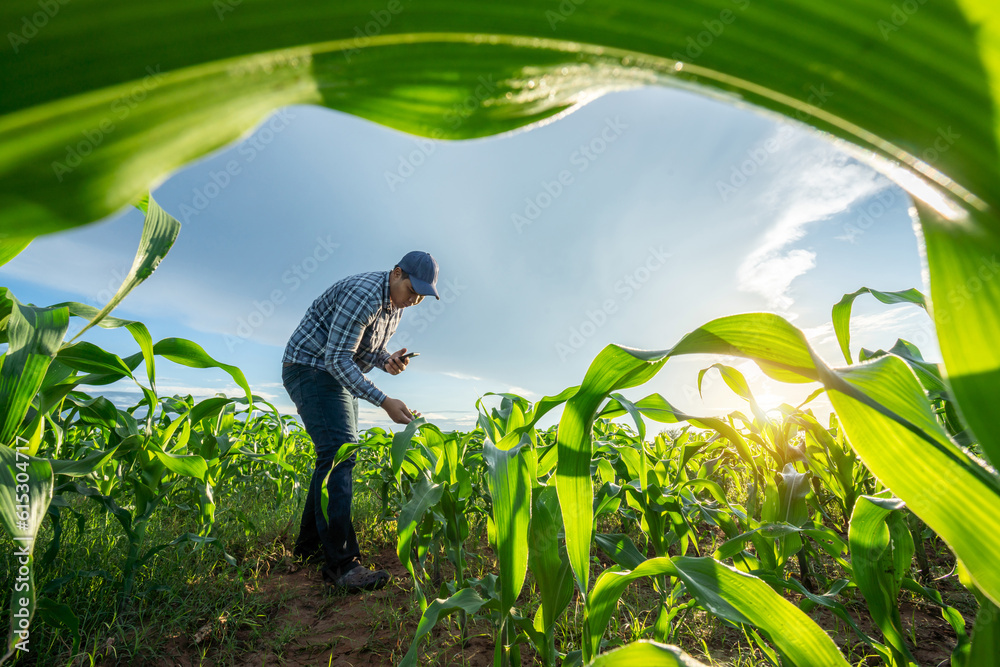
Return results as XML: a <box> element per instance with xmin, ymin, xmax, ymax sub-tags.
<box><xmin>326</xmin><ymin>355</ymin><xmax>387</xmax><ymax>406</ymax></box>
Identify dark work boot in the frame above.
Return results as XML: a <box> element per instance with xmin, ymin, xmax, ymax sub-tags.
<box><xmin>325</xmin><ymin>565</ymin><xmax>390</xmax><ymax>593</ymax></box>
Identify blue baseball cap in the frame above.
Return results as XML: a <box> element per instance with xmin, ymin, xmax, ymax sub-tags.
<box><xmin>397</xmin><ymin>251</ymin><xmax>440</xmax><ymax>300</ymax></box>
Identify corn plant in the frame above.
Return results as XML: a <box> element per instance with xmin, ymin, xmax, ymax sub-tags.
<box><xmin>334</xmin><ymin>418</ymin><xmax>487</xmax><ymax>613</ymax></box>
<box><xmin>0</xmin><ymin>197</ymin><xmax>298</xmax><ymax>660</ymax></box>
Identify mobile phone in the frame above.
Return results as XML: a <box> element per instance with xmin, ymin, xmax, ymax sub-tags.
<box><xmin>401</xmin><ymin>351</ymin><xmax>420</xmax><ymax>360</ymax></box>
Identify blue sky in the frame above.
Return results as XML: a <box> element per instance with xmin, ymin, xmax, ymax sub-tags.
<box><xmin>2</xmin><ymin>85</ymin><xmax>938</xmax><ymax>432</ymax></box>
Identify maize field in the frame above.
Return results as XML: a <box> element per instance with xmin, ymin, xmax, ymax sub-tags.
<box><xmin>2</xmin><ymin>0</ymin><xmax>1000</xmax><ymax>665</ymax></box>
<box><xmin>0</xmin><ymin>200</ymin><xmax>997</xmax><ymax>663</ymax></box>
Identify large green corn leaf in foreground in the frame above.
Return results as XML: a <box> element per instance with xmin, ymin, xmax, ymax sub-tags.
<box><xmin>2</xmin><ymin>0</ymin><xmax>997</xmax><ymax>229</ymax></box>
<box><xmin>919</xmin><ymin>203</ymin><xmax>1000</xmax><ymax>469</ymax></box>
<box><xmin>827</xmin><ymin>353</ymin><xmax>1000</xmax><ymax>605</ymax></box>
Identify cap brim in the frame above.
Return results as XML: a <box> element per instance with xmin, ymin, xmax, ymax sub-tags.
<box><xmin>409</xmin><ymin>275</ymin><xmax>440</xmax><ymax>300</ymax></box>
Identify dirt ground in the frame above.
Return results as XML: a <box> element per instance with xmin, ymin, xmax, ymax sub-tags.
<box><xmin>236</xmin><ymin>545</ymin><xmax>496</xmax><ymax>667</ymax></box>
<box><xmin>162</xmin><ymin>543</ymin><xmax>970</xmax><ymax>667</ymax></box>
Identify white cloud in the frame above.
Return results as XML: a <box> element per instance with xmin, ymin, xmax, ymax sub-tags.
<box><xmin>739</xmin><ymin>249</ymin><xmax>817</xmax><ymax>311</ymax></box>
<box><xmin>737</xmin><ymin>134</ymin><xmax>891</xmax><ymax>310</ymax></box>
<box><xmin>438</xmin><ymin>370</ymin><xmax>535</xmax><ymax>399</ymax></box>
<box><xmin>441</xmin><ymin>371</ymin><xmax>483</xmax><ymax>381</ymax></box>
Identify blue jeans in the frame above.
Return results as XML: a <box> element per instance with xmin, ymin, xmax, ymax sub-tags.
<box><xmin>282</xmin><ymin>363</ymin><xmax>362</xmax><ymax>579</ymax></box>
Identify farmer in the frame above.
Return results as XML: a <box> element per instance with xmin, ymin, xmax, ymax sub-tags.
<box><xmin>281</xmin><ymin>251</ymin><xmax>439</xmax><ymax>592</ymax></box>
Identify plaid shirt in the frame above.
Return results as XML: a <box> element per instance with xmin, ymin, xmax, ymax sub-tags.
<box><xmin>282</xmin><ymin>271</ymin><xmax>401</xmax><ymax>406</ymax></box>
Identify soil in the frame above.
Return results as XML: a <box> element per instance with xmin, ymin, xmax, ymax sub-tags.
<box><xmin>160</xmin><ymin>541</ymin><xmax>974</xmax><ymax>667</ymax></box>
<box><xmin>233</xmin><ymin>544</ymin><xmax>495</xmax><ymax>667</ymax></box>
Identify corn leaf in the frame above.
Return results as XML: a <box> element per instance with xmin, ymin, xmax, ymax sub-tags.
<box><xmin>48</xmin><ymin>446</ymin><xmax>120</xmax><ymax>478</ymax></box>
<box><xmin>586</xmin><ymin>558</ymin><xmax>680</xmax><ymax>660</ymax></box>
<box><xmin>832</xmin><ymin>288</ymin><xmax>926</xmax><ymax>365</ymax></box>
<box><xmin>848</xmin><ymin>494</ymin><xmax>918</xmax><ymax>665</ymax></box>
<box><xmin>565</xmin><ymin>309</ymin><xmax>1000</xmax><ymax>610</ymax></box>
<box><xmin>33</xmin><ymin>598</ymin><xmax>80</xmax><ymax>657</ymax></box>
<box><xmin>828</xmin><ymin>355</ymin><xmax>1000</xmax><ymax>607</ymax></box>
<box><xmin>968</xmin><ymin>597</ymin><xmax>1000</xmax><ymax>667</ymax></box>
<box><xmin>484</xmin><ymin>431</ymin><xmax>535</xmax><ymax>617</ymax></box>
<box><xmin>557</xmin><ymin>345</ymin><xmax>666</xmax><ymax>597</ymax></box>
<box><xmin>0</xmin><ymin>446</ymin><xmax>52</xmax><ymax>546</ymax></box>
<box><xmin>863</xmin><ymin>339</ymin><xmax>948</xmax><ymax>399</ymax></box>
<box><xmin>399</xmin><ymin>588</ymin><xmax>486</xmax><ymax>667</ymax></box>
<box><xmin>528</xmin><ymin>485</ymin><xmax>575</xmax><ymax>650</ymax></box>
<box><xmin>671</xmin><ymin>557</ymin><xmax>850</xmax><ymax>666</ymax></box>
<box><xmin>2</xmin><ymin>0</ymin><xmax>998</xmax><ymax>234</ymax></box>
<box><xmin>585</xmin><ymin>640</ymin><xmax>708</xmax><ymax>667</ymax></box>
<box><xmin>0</xmin><ymin>238</ymin><xmax>30</xmax><ymax>268</ymax></box>
<box><xmin>586</xmin><ymin>557</ymin><xmax>849</xmax><ymax>666</ymax></box>
<box><xmin>667</xmin><ymin>312</ymin><xmax>1000</xmax><ymax>607</ymax></box>
<box><xmin>57</xmin><ymin>302</ymin><xmax>157</xmax><ymax>392</ymax></box>
<box><xmin>149</xmin><ymin>446</ymin><xmax>209</xmax><ymax>481</ymax></box>
<box><xmin>0</xmin><ymin>299</ymin><xmax>69</xmax><ymax>445</ymax></box>
<box><xmin>152</xmin><ymin>338</ymin><xmax>251</xmax><ymax>403</ymax></box>
<box><xmin>68</xmin><ymin>194</ymin><xmax>180</xmax><ymax>341</ymax></box>
<box><xmin>391</xmin><ymin>417</ymin><xmax>424</xmax><ymax>480</ymax></box>
<box><xmin>594</xmin><ymin>533</ymin><xmax>647</xmax><ymax>570</ymax></box>
<box><xmin>396</xmin><ymin>475</ymin><xmax>443</xmax><ymax>610</ymax></box>
<box><xmin>919</xmin><ymin>204</ymin><xmax>1000</xmax><ymax>468</ymax></box>
<box><xmin>0</xmin><ymin>446</ymin><xmax>53</xmax><ymax>663</ymax></box>
<box><xmin>55</xmin><ymin>342</ymin><xmax>134</xmax><ymax>379</ymax></box>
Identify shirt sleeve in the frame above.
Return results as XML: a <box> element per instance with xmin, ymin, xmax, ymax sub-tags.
<box><xmin>371</xmin><ymin>348</ymin><xmax>392</xmax><ymax>372</ymax></box>
<box><xmin>356</xmin><ymin>345</ymin><xmax>389</xmax><ymax>373</ymax></box>
<box><xmin>323</xmin><ymin>297</ymin><xmax>388</xmax><ymax>407</ymax></box>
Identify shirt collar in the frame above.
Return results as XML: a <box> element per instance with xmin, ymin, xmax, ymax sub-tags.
<box><xmin>383</xmin><ymin>270</ymin><xmax>397</xmax><ymax>314</ymax></box>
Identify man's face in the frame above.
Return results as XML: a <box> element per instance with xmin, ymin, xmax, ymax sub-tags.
<box><xmin>390</xmin><ymin>271</ymin><xmax>424</xmax><ymax>309</ymax></box>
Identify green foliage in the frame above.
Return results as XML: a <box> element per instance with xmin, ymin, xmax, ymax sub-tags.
<box><xmin>4</xmin><ymin>2</ymin><xmax>1000</xmax><ymax>658</ymax></box>
<box><xmin>1</xmin><ymin>267</ymin><xmax>993</xmax><ymax>665</ymax></box>
<box><xmin>379</xmin><ymin>285</ymin><xmax>996</xmax><ymax>665</ymax></box>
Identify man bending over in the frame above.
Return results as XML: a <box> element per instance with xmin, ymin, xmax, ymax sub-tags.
<box><xmin>281</xmin><ymin>250</ymin><xmax>439</xmax><ymax>592</ymax></box>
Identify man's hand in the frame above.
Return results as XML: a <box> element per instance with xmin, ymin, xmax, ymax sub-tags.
<box><xmin>384</xmin><ymin>348</ymin><xmax>412</xmax><ymax>376</ymax></box>
<box><xmin>382</xmin><ymin>397</ymin><xmax>420</xmax><ymax>424</ymax></box>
